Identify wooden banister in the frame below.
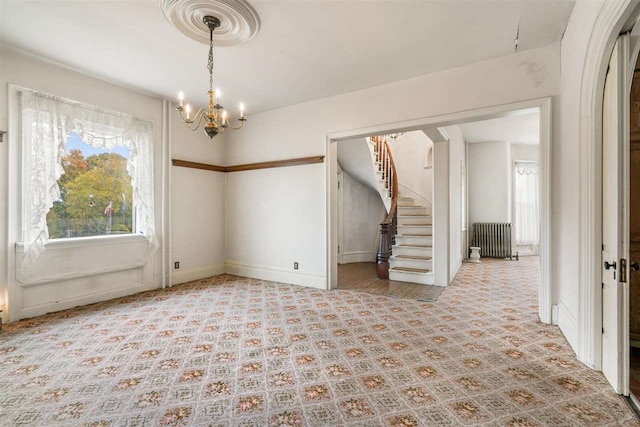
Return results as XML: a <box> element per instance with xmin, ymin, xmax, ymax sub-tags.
<box><xmin>372</xmin><ymin>136</ymin><xmax>399</xmax><ymax>279</ymax></box>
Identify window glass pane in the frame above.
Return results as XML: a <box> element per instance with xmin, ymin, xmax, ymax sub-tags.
<box><xmin>46</xmin><ymin>133</ymin><xmax>133</xmax><ymax>239</ymax></box>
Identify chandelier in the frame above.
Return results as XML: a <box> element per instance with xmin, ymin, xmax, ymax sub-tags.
<box><xmin>175</xmin><ymin>16</ymin><xmax>246</xmax><ymax>138</ymax></box>
<box><xmin>386</xmin><ymin>132</ymin><xmax>405</xmax><ymax>142</ymax></box>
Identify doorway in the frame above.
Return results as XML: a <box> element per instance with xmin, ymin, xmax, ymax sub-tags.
<box><xmin>325</xmin><ymin>97</ymin><xmax>553</xmax><ymax>323</ymax></box>
<box><xmin>600</xmin><ymin>30</ymin><xmax>640</xmax><ymax>402</ymax></box>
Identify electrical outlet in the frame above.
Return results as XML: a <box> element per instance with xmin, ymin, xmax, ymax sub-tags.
<box><xmin>294</xmin><ymin>262</ymin><xmax>299</xmax><ymax>270</ymax></box>
<box><xmin>174</xmin><ymin>261</ymin><xmax>180</xmax><ymax>269</ymax></box>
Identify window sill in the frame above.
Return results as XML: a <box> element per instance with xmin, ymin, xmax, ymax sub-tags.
<box><xmin>16</xmin><ymin>233</ymin><xmax>147</xmax><ymax>253</ymax></box>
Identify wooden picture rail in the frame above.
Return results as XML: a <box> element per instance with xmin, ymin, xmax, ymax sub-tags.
<box><xmin>171</xmin><ymin>155</ymin><xmax>324</xmax><ymax>173</ymax></box>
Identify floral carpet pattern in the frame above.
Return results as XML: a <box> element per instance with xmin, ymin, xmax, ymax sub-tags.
<box><xmin>0</xmin><ymin>258</ymin><xmax>638</xmax><ymax>426</ymax></box>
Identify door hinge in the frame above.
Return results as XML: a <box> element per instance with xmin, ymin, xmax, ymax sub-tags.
<box><xmin>621</xmin><ymin>258</ymin><xmax>627</xmax><ymax>283</ymax></box>
<box><xmin>337</xmin><ymin>181</ymin><xmax>340</xmax><ymax>189</ymax></box>
<box><xmin>602</xmin><ymin>282</ymin><xmax>605</xmax><ymax>289</ymax></box>
<box><xmin>338</xmin><ymin>245</ymin><xmax>340</xmax><ymax>254</ymax></box>
<box><xmin>602</xmin><ymin>327</ymin><xmax>605</xmax><ymax>334</ymax></box>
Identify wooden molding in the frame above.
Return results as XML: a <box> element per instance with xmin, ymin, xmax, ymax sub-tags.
<box><xmin>225</xmin><ymin>156</ymin><xmax>324</xmax><ymax>172</ymax></box>
<box><xmin>171</xmin><ymin>159</ymin><xmax>226</xmax><ymax>172</ymax></box>
<box><xmin>172</xmin><ymin>155</ymin><xmax>324</xmax><ymax>173</ymax></box>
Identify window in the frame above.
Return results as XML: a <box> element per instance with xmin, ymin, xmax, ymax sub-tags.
<box><xmin>514</xmin><ymin>161</ymin><xmax>539</xmax><ymax>247</ymax></box>
<box><xmin>47</xmin><ymin>133</ymin><xmax>133</xmax><ymax>239</ymax></box>
<box><xmin>17</xmin><ymin>88</ymin><xmax>157</xmax><ymax>266</ymax></box>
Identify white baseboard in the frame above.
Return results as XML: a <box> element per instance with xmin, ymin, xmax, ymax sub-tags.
<box><xmin>557</xmin><ymin>300</ymin><xmax>579</xmax><ymax>355</ymax></box>
<box><xmin>225</xmin><ymin>260</ymin><xmax>327</xmax><ymax>290</ymax></box>
<box><xmin>551</xmin><ymin>304</ymin><xmax>559</xmax><ymax>325</ymax></box>
<box><xmin>172</xmin><ymin>264</ymin><xmax>225</xmax><ymax>286</ymax></box>
<box><xmin>341</xmin><ymin>251</ymin><xmax>376</xmax><ymax>264</ymax></box>
<box><xmin>19</xmin><ymin>282</ymin><xmax>148</xmax><ymax>320</ymax></box>
<box><xmin>449</xmin><ymin>257</ymin><xmax>462</xmax><ymax>282</ymax></box>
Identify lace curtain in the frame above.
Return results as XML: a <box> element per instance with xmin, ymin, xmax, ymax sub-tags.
<box><xmin>514</xmin><ymin>161</ymin><xmax>539</xmax><ymax>246</ymax></box>
<box><xmin>19</xmin><ymin>90</ymin><xmax>157</xmax><ymax>265</ymax></box>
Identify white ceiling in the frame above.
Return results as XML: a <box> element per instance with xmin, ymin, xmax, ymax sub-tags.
<box><xmin>458</xmin><ymin>110</ymin><xmax>540</xmax><ymax>145</ymax></box>
<box><xmin>0</xmin><ymin>1</ymin><xmax>575</xmax><ymax>115</ymax></box>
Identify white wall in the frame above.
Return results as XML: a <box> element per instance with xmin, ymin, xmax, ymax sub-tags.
<box><xmin>0</xmin><ymin>48</ymin><xmax>226</xmax><ymax>322</ymax></box>
<box><xmin>171</xmin><ymin>111</ymin><xmax>226</xmax><ymax>284</ymax></box>
<box><xmin>337</xmin><ymin>138</ymin><xmax>381</xmax><ymax>198</ymax></box>
<box><xmin>338</xmin><ymin>168</ymin><xmax>386</xmax><ymax>263</ymax></box>
<box><xmin>224</xmin><ymin>43</ymin><xmax>560</xmax><ymax>289</ymax></box>
<box><xmin>468</xmin><ymin>141</ymin><xmax>512</xmax><ymax>225</ymax></box>
<box><xmin>556</xmin><ymin>0</ymin><xmax>606</xmax><ymax>352</ymax></box>
<box><xmin>389</xmin><ymin>131</ymin><xmax>433</xmax><ymax>206</ymax></box>
<box><xmin>511</xmin><ymin>144</ymin><xmax>539</xmax><ymax>163</ymax></box>
<box><xmin>443</xmin><ymin>125</ymin><xmax>467</xmax><ymax>279</ymax></box>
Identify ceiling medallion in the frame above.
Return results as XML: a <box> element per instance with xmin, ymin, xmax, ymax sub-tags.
<box><xmin>161</xmin><ymin>0</ymin><xmax>260</xmax><ymax>46</ymax></box>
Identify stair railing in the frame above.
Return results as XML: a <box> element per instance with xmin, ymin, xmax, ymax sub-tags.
<box><xmin>371</xmin><ymin>135</ymin><xmax>398</xmax><ymax>279</ymax></box>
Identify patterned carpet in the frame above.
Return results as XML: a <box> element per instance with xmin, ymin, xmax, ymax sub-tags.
<box><xmin>0</xmin><ymin>258</ymin><xmax>638</xmax><ymax>426</ymax></box>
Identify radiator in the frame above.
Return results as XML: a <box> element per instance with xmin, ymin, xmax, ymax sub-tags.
<box><xmin>472</xmin><ymin>222</ymin><xmax>513</xmax><ymax>259</ymax></box>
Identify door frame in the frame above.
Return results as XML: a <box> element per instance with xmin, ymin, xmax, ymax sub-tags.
<box><xmin>577</xmin><ymin>0</ymin><xmax>640</xmax><ymax>372</ymax></box>
<box><xmin>325</xmin><ymin>97</ymin><xmax>553</xmax><ymax>324</ymax></box>
<box><xmin>337</xmin><ymin>169</ymin><xmax>344</xmax><ymax>265</ymax></box>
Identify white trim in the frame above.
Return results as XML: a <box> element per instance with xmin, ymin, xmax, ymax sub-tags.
<box><xmin>558</xmin><ymin>300</ymin><xmax>580</xmax><ymax>353</ymax></box>
<box><xmin>172</xmin><ymin>264</ymin><xmax>225</xmax><ymax>285</ymax></box>
<box><xmin>162</xmin><ymin>100</ymin><xmax>169</xmax><ymax>289</ymax></box>
<box><xmin>225</xmin><ymin>260</ymin><xmax>327</xmax><ymax>289</ymax></box>
<box><xmin>337</xmin><ymin>170</ymin><xmax>344</xmax><ymax>264</ymax></box>
<box><xmin>19</xmin><ymin>282</ymin><xmax>148</xmax><ymax>320</ymax></box>
<box><xmin>578</xmin><ymin>0</ymin><xmax>638</xmax><ymax>370</ymax></box>
<box><xmin>326</xmin><ymin>97</ymin><xmax>553</xmax><ymax>321</ymax></box>
<box><xmin>7</xmin><ymin>84</ymin><xmax>21</xmax><ymax>322</ymax></box>
<box><xmin>552</xmin><ymin>304</ymin><xmax>560</xmax><ymax>325</ymax></box>
<box><xmin>15</xmin><ymin>233</ymin><xmax>147</xmax><ymax>251</ymax></box>
<box><xmin>341</xmin><ymin>251</ymin><xmax>377</xmax><ymax>264</ymax></box>
<box><xmin>18</xmin><ymin>263</ymin><xmax>148</xmax><ymax>287</ymax></box>
<box><xmin>433</xmin><ymin>140</ymin><xmax>450</xmax><ymax>286</ymax></box>
<box><xmin>327</xmin><ymin>140</ymin><xmax>338</xmax><ymax>290</ymax></box>
<box><xmin>538</xmin><ymin>97</ymin><xmax>552</xmax><ymax>323</ymax></box>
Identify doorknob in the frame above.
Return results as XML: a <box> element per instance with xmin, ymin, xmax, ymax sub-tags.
<box><xmin>631</xmin><ymin>261</ymin><xmax>639</xmax><ymax>271</ymax></box>
<box><xmin>604</xmin><ymin>260</ymin><xmax>617</xmax><ymax>270</ymax></box>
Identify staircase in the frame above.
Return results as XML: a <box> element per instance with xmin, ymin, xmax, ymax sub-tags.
<box><xmin>368</xmin><ymin>136</ymin><xmax>434</xmax><ymax>286</ymax></box>
<box><xmin>390</xmin><ymin>195</ymin><xmax>434</xmax><ymax>285</ymax></box>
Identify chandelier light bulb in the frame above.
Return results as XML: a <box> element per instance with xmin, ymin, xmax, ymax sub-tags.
<box><xmin>222</xmin><ymin>110</ymin><xmax>227</xmax><ymax>124</ymax></box>
<box><xmin>178</xmin><ymin>91</ymin><xmax>184</xmax><ymax>107</ymax></box>
<box><xmin>240</xmin><ymin>102</ymin><xmax>245</xmax><ymax>118</ymax></box>
<box><xmin>185</xmin><ymin>104</ymin><xmax>191</xmax><ymax>119</ymax></box>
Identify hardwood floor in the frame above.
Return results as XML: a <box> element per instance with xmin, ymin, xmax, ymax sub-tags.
<box><xmin>337</xmin><ymin>262</ymin><xmax>443</xmax><ymax>301</ymax></box>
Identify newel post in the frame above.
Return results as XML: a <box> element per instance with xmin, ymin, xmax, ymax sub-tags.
<box><xmin>377</xmin><ymin>222</ymin><xmax>391</xmax><ymax>279</ymax></box>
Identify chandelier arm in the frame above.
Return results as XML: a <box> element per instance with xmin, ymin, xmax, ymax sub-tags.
<box><xmin>179</xmin><ymin>107</ymin><xmax>207</xmax><ymax>125</ymax></box>
<box><xmin>185</xmin><ymin>111</ymin><xmax>207</xmax><ymax>131</ymax></box>
<box><xmin>224</xmin><ymin>119</ymin><xmax>246</xmax><ymax>131</ymax></box>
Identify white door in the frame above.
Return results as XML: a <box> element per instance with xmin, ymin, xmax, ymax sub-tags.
<box><xmin>602</xmin><ymin>34</ymin><xmax>631</xmax><ymax>394</ymax></box>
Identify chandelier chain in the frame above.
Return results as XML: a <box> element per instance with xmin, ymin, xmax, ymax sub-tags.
<box><xmin>208</xmin><ymin>31</ymin><xmax>214</xmax><ymax>92</ymax></box>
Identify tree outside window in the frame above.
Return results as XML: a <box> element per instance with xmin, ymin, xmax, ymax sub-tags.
<box><xmin>46</xmin><ymin>133</ymin><xmax>133</xmax><ymax>239</ymax></box>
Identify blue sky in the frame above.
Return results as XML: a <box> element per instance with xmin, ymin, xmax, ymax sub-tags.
<box><xmin>66</xmin><ymin>133</ymin><xmax>130</xmax><ymax>158</ymax></box>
